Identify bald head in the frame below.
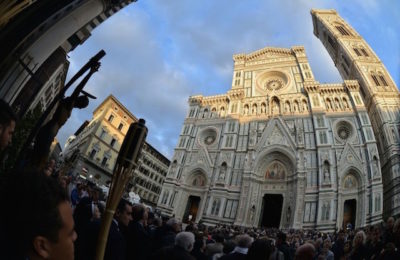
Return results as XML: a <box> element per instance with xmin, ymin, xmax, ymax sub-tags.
<box><xmin>295</xmin><ymin>243</ymin><xmax>315</xmax><ymax>260</ymax></box>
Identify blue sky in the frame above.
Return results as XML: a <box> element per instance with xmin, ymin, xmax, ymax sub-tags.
<box><xmin>57</xmin><ymin>0</ymin><xmax>400</xmax><ymax>159</ymax></box>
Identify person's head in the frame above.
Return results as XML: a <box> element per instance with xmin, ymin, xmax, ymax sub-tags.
<box><xmin>132</xmin><ymin>204</ymin><xmax>148</xmax><ymax>223</ymax></box>
<box><xmin>353</xmin><ymin>231</ymin><xmax>366</xmax><ymax>248</ymax></box>
<box><xmin>115</xmin><ymin>199</ymin><xmax>132</xmax><ymax>227</ymax></box>
<box><xmin>315</xmin><ymin>238</ymin><xmax>323</xmax><ymax>248</ymax></box>
<box><xmin>294</xmin><ymin>243</ymin><xmax>315</xmax><ymax>260</ymax></box>
<box><xmin>3</xmin><ymin>170</ymin><xmax>76</xmax><ymax>259</ymax></box>
<box><xmin>386</xmin><ymin>217</ymin><xmax>395</xmax><ymax>229</ymax></box>
<box><xmin>337</xmin><ymin>230</ymin><xmax>345</xmax><ymax>241</ymax></box>
<box><xmin>323</xmin><ymin>239</ymin><xmax>331</xmax><ymax>250</ymax></box>
<box><xmin>166</xmin><ymin>218</ymin><xmax>182</xmax><ymax>233</ymax></box>
<box><xmin>175</xmin><ymin>232</ymin><xmax>195</xmax><ymax>252</ymax></box>
<box><xmin>372</xmin><ymin>226</ymin><xmax>381</xmax><ymax>242</ymax></box>
<box><xmin>246</xmin><ymin>238</ymin><xmax>272</xmax><ymax>260</ymax></box>
<box><xmin>343</xmin><ymin>240</ymin><xmax>352</xmax><ymax>254</ymax></box>
<box><xmin>0</xmin><ymin>100</ymin><xmax>17</xmax><ymax>150</ymax></box>
<box><xmin>236</xmin><ymin>234</ymin><xmax>253</xmax><ymax>248</ymax></box>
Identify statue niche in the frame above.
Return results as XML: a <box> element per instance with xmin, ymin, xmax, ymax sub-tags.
<box><xmin>218</xmin><ymin>162</ymin><xmax>227</xmax><ymax>181</ymax></box>
<box><xmin>323</xmin><ymin>161</ymin><xmax>331</xmax><ymax>184</ymax></box>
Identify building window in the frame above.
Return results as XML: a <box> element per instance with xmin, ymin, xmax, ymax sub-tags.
<box><xmin>96</xmin><ymin>15</ymin><xmax>104</xmax><ymax>23</ymax></box>
<box><xmin>189</xmin><ymin>109</ymin><xmax>195</xmax><ymax>117</ymax></box>
<box><xmin>110</xmin><ymin>138</ymin><xmax>116</xmax><ymax>147</ymax></box>
<box><xmin>327</xmin><ymin>36</ymin><xmax>336</xmax><ymax>50</ymax></box>
<box><xmin>89</xmin><ymin>149</ymin><xmax>97</xmax><ymax>159</ymax></box>
<box><xmin>303</xmin><ymin>202</ymin><xmax>316</xmax><ymax>223</ymax></box>
<box><xmin>361</xmin><ymin>48</ymin><xmax>369</xmax><ymax>57</ymax></box>
<box><xmin>361</xmin><ymin>114</ymin><xmax>369</xmax><ymax>125</ymax></box>
<box><xmin>335</xmin><ymin>25</ymin><xmax>350</xmax><ymax>36</ymax></box>
<box><xmin>316</xmin><ymin>116</ymin><xmax>325</xmax><ymax>127</ymax></box>
<box><xmin>379</xmin><ymin>75</ymin><xmax>388</xmax><ymax>86</ymax></box>
<box><xmin>108</xmin><ymin>114</ymin><xmax>114</xmax><ymax>122</ymax></box>
<box><xmin>101</xmin><ymin>157</ymin><xmax>108</xmax><ymax>166</ymax></box>
<box><xmin>229</xmin><ymin>122</ymin><xmax>235</xmax><ymax>132</ymax></box>
<box><xmin>371</xmin><ymin>74</ymin><xmax>380</xmax><ymax>86</ymax></box>
<box><xmin>211</xmin><ymin>198</ymin><xmax>221</xmax><ymax>216</ymax></box>
<box><xmin>67</xmin><ymin>34</ymin><xmax>81</xmax><ymax>50</ymax></box>
<box><xmin>319</xmin><ymin>131</ymin><xmax>328</xmax><ymax>144</ymax></box>
<box><xmin>366</xmin><ymin>128</ymin><xmax>374</xmax><ymax>141</ymax></box>
<box><xmin>99</xmin><ymin>129</ymin><xmax>107</xmax><ymax>139</ymax></box>
<box><xmin>118</xmin><ymin>123</ymin><xmax>124</xmax><ymax>131</ymax></box>
<box><xmin>224</xmin><ymin>200</ymin><xmax>238</xmax><ymax>219</ymax></box>
<box><xmin>354</xmin><ymin>95</ymin><xmax>362</xmax><ymax>105</ymax></box>
<box><xmin>353</xmin><ymin>48</ymin><xmax>362</xmax><ymax>57</ymax></box>
<box><xmin>179</xmin><ymin>138</ymin><xmax>185</xmax><ymax>147</ymax></box>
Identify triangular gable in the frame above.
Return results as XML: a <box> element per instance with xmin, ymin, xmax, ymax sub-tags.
<box><xmin>338</xmin><ymin>143</ymin><xmax>363</xmax><ymax>173</ymax></box>
<box><xmin>245</xmin><ymin>47</ymin><xmax>294</xmax><ymax>62</ymax></box>
<box><xmin>198</xmin><ymin>146</ymin><xmax>214</xmax><ymax>168</ymax></box>
<box><xmin>256</xmin><ymin>118</ymin><xmax>296</xmax><ymax>154</ymax></box>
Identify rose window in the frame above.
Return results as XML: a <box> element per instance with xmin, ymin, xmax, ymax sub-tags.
<box><xmin>198</xmin><ymin>127</ymin><xmax>218</xmax><ymax>146</ymax></box>
<box><xmin>265</xmin><ymin>78</ymin><xmax>284</xmax><ymax>91</ymax></box>
<box><xmin>335</xmin><ymin>121</ymin><xmax>353</xmax><ymax>141</ymax></box>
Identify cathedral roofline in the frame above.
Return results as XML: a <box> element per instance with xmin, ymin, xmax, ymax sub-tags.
<box><xmin>233</xmin><ymin>46</ymin><xmax>306</xmax><ymax>62</ymax></box>
<box><xmin>310</xmin><ymin>9</ymin><xmax>337</xmax><ymax>15</ymax></box>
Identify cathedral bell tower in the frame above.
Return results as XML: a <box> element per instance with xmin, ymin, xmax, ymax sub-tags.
<box><xmin>311</xmin><ymin>9</ymin><xmax>400</xmax><ymax>218</ymax></box>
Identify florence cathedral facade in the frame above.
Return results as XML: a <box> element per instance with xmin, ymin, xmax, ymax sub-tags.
<box><xmin>157</xmin><ymin>9</ymin><xmax>400</xmax><ymax>231</ymax></box>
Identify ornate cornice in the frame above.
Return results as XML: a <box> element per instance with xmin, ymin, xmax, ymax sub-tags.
<box><xmin>343</xmin><ymin>80</ymin><xmax>360</xmax><ymax>91</ymax></box>
<box><xmin>233</xmin><ymin>47</ymin><xmax>294</xmax><ymax>62</ymax></box>
<box><xmin>227</xmin><ymin>89</ymin><xmax>245</xmax><ymax>100</ymax></box>
<box><xmin>201</xmin><ymin>94</ymin><xmax>230</xmax><ymax>106</ymax></box>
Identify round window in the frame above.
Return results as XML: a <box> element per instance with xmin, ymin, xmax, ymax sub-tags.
<box><xmin>198</xmin><ymin>128</ymin><xmax>218</xmax><ymax>146</ymax></box>
<box><xmin>336</xmin><ymin>121</ymin><xmax>353</xmax><ymax>141</ymax></box>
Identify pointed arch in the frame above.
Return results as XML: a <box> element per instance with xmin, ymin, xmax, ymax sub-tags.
<box><xmin>284</xmin><ymin>101</ymin><xmax>291</xmax><ymax>113</ymax></box>
<box><xmin>271</xmin><ymin>96</ymin><xmax>280</xmax><ymax>115</ymax></box>
<box><xmin>252</xmin><ymin>103</ymin><xmax>257</xmax><ymax>114</ymax></box>
<box><xmin>261</xmin><ymin>102</ymin><xmax>266</xmax><ymax>113</ymax></box>
<box><xmin>293</xmin><ymin>100</ymin><xmax>299</xmax><ymax>112</ymax></box>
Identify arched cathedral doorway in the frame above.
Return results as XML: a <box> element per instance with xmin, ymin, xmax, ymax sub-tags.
<box><xmin>260</xmin><ymin>194</ymin><xmax>283</xmax><ymax>228</ymax></box>
<box><xmin>343</xmin><ymin>199</ymin><xmax>356</xmax><ymax>229</ymax></box>
<box><xmin>180</xmin><ymin>170</ymin><xmax>208</xmax><ymax>223</ymax></box>
<box><xmin>250</xmin><ymin>149</ymin><xmax>297</xmax><ymax>229</ymax></box>
<box><xmin>183</xmin><ymin>196</ymin><xmax>200</xmax><ymax>223</ymax></box>
<box><xmin>338</xmin><ymin>169</ymin><xmax>364</xmax><ymax>229</ymax></box>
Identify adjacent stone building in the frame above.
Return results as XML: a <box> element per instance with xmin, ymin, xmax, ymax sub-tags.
<box><xmin>63</xmin><ymin>95</ymin><xmax>169</xmax><ymax>207</ymax></box>
<box><xmin>0</xmin><ymin>0</ymin><xmax>137</xmax><ymax>116</ymax></box>
<box><xmin>157</xmin><ymin>9</ymin><xmax>395</xmax><ymax>231</ymax></box>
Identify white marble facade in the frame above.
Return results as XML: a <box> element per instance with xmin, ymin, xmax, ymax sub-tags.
<box><xmin>158</xmin><ymin>10</ymin><xmax>386</xmax><ymax>231</ymax></box>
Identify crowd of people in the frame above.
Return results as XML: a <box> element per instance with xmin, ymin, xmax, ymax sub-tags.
<box><xmin>1</xmin><ymin>99</ymin><xmax>400</xmax><ymax>260</ymax></box>
<box><xmin>56</xmin><ymin>175</ymin><xmax>400</xmax><ymax>260</ymax></box>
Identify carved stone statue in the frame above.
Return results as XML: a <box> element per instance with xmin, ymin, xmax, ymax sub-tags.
<box><xmin>371</xmin><ymin>159</ymin><xmax>378</xmax><ymax>177</ymax></box>
<box><xmin>323</xmin><ymin>167</ymin><xmax>330</xmax><ymax>184</ymax></box>
<box><xmin>219</xmin><ymin>164</ymin><xmax>227</xmax><ymax>180</ymax></box>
